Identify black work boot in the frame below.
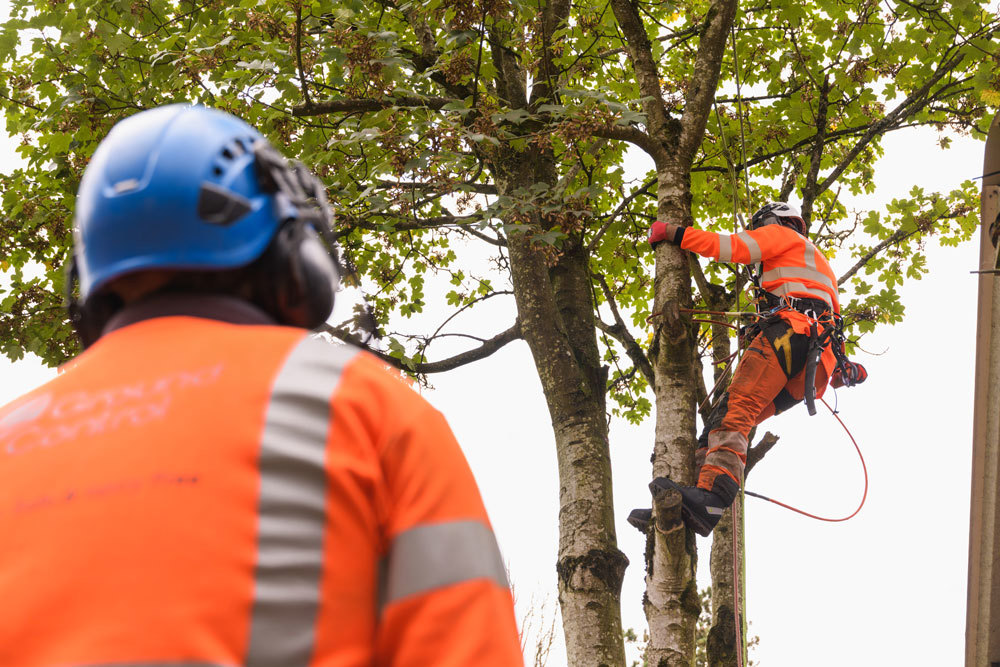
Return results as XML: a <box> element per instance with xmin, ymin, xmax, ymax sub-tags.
<box><xmin>630</xmin><ymin>475</ymin><xmax>738</xmax><ymax>537</ymax></box>
<box><xmin>627</xmin><ymin>508</ymin><xmax>652</xmax><ymax>532</ymax></box>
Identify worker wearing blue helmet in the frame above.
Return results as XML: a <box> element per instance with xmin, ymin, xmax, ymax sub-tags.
<box><xmin>67</xmin><ymin>103</ymin><xmax>341</xmax><ymax>343</ymax></box>
<box><xmin>0</xmin><ymin>105</ymin><xmax>523</xmax><ymax>666</ymax></box>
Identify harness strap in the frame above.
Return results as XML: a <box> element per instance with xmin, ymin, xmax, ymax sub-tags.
<box><xmin>803</xmin><ymin>321</ymin><xmax>823</xmax><ymax>416</ymax></box>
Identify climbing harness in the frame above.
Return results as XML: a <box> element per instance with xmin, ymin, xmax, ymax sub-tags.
<box><xmin>683</xmin><ymin>304</ymin><xmax>869</xmax><ymax>519</ymax></box>
<box><xmin>681</xmin><ymin>301</ymin><xmax>868</xmax><ymax>667</ymax></box>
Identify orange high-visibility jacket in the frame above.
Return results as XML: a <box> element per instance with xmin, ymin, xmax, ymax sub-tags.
<box><xmin>0</xmin><ymin>308</ymin><xmax>522</xmax><ymax>667</ymax></box>
<box><xmin>680</xmin><ymin>223</ymin><xmax>841</xmax><ymax>376</ymax></box>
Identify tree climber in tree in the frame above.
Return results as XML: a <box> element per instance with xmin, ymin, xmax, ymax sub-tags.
<box><xmin>0</xmin><ymin>105</ymin><xmax>522</xmax><ymax>666</ymax></box>
<box><xmin>630</xmin><ymin>202</ymin><xmax>867</xmax><ymax>536</ymax></box>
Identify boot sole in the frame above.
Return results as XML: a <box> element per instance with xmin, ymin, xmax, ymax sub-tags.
<box><xmin>627</xmin><ymin>509</ymin><xmax>651</xmax><ymax>532</ymax></box>
<box><xmin>648</xmin><ymin>477</ymin><xmax>715</xmax><ymax>537</ymax></box>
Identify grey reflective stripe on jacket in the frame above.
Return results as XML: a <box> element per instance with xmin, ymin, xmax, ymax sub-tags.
<box><xmin>718</xmin><ymin>235</ymin><xmax>733</xmax><ymax>262</ymax></box>
<box><xmin>761</xmin><ymin>264</ymin><xmax>836</xmax><ymax>309</ymax></box>
<box><xmin>736</xmin><ymin>231</ymin><xmax>762</xmax><ymax>263</ymax></box>
<box><xmin>246</xmin><ymin>336</ymin><xmax>360</xmax><ymax>667</ymax></box>
<box><xmin>803</xmin><ymin>238</ymin><xmax>819</xmax><ymax>271</ymax></box>
<box><xmin>717</xmin><ymin>232</ymin><xmax>762</xmax><ymax>263</ymax></box>
<box><xmin>378</xmin><ymin>519</ymin><xmax>509</xmax><ymax>612</ymax></box>
<box><xmin>768</xmin><ymin>281</ymin><xmax>834</xmax><ymax>308</ymax></box>
<box><xmin>761</xmin><ymin>265</ymin><xmax>836</xmax><ymax>293</ymax></box>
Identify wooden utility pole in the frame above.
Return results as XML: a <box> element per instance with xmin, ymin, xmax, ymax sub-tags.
<box><xmin>968</xmin><ymin>110</ymin><xmax>1000</xmax><ymax>667</ymax></box>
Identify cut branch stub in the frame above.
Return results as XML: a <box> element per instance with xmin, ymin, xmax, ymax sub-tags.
<box><xmin>652</xmin><ymin>485</ymin><xmax>683</xmax><ymax>536</ymax></box>
<box><xmin>654</xmin><ymin>299</ymin><xmax>689</xmax><ymax>343</ymax></box>
<box><xmin>746</xmin><ymin>431</ymin><xmax>779</xmax><ymax>477</ymax></box>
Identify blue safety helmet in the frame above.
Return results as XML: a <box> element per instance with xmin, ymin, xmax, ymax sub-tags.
<box><xmin>69</xmin><ymin>104</ymin><xmax>342</xmax><ymax>344</ymax></box>
<box><xmin>74</xmin><ymin>104</ymin><xmax>303</xmax><ymax>298</ymax></box>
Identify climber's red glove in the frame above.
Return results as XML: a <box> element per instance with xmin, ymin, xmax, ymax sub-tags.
<box><xmin>648</xmin><ymin>220</ymin><xmax>682</xmax><ymax>248</ymax></box>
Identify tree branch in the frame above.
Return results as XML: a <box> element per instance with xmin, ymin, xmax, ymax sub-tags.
<box><xmin>587</xmin><ymin>176</ymin><xmax>656</xmax><ymax>252</ymax></box>
<box><xmin>677</xmin><ymin>0</ymin><xmax>739</xmax><ymax>166</ymax></box>
<box><xmin>376</xmin><ymin>179</ymin><xmax>498</xmax><ymax>195</ymax></box>
<box><xmin>295</xmin><ymin>2</ymin><xmax>312</xmax><ymax>107</ymax></box>
<box><xmin>837</xmin><ymin>227</ymin><xmax>912</xmax><ymax>285</ymax></box>
<box><xmin>800</xmin><ymin>75</ymin><xmax>831</xmax><ymax>229</ymax></box>
<box><xmin>608</xmin><ymin>0</ymin><xmax>671</xmax><ymax>161</ymax></box>
<box><xmin>595</xmin><ymin>273</ymin><xmax>655</xmax><ymax>386</ymax></box>
<box><xmin>460</xmin><ymin>224</ymin><xmax>508</xmax><ymax>247</ymax></box>
<box><xmin>835</xmin><ymin>197</ymin><xmax>975</xmax><ymax>285</ymax></box>
<box><xmin>689</xmin><ymin>254</ymin><xmax>730</xmax><ymax>310</ymax></box>
<box><xmin>553</xmin><ymin>137</ymin><xmax>608</xmax><ymax>196</ymax></box>
<box><xmin>745</xmin><ymin>431</ymin><xmax>779</xmax><ymax>476</ymax></box>
<box><xmin>816</xmin><ymin>53</ymin><xmax>966</xmax><ymax>195</ymax></box>
<box><xmin>593</xmin><ymin>125</ymin><xmax>664</xmax><ymax>158</ymax></box>
<box><xmin>291</xmin><ymin>95</ymin><xmax>457</xmax><ymax>116</ymax></box>
<box><xmin>533</xmin><ymin>0</ymin><xmax>572</xmax><ymax>105</ymax></box>
<box><xmin>340</xmin><ymin>212</ymin><xmax>484</xmax><ymax>231</ymax></box>
<box><xmin>327</xmin><ymin>321</ymin><xmax>522</xmax><ymax>374</ymax></box>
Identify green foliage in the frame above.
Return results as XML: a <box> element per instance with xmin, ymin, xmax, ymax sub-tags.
<box><xmin>0</xmin><ymin>0</ymin><xmax>996</xmax><ymax>427</ymax></box>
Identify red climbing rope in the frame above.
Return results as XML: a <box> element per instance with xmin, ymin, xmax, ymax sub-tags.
<box><xmin>691</xmin><ymin>317</ymin><xmax>741</xmax><ymax>332</ymax></box>
<box><xmin>743</xmin><ymin>396</ymin><xmax>868</xmax><ymax>522</ymax></box>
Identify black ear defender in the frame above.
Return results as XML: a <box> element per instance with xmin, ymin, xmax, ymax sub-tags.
<box><xmin>64</xmin><ymin>255</ymin><xmax>123</xmax><ymax>349</ymax></box>
<box><xmin>251</xmin><ymin>140</ymin><xmax>345</xmax><ymax>330</ymax></box>
<box><xmin>256</xmin><ymin>218</ymin><xmax>339</xmax><ymax>330</ymax></box>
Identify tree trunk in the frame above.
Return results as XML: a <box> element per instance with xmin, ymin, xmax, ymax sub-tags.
<box><xmin>499</xmin><ymin>155</ymin><xmax>628</xmax><ymax>666</ymax></box>
<box><xmin>644</xmin><ymin>166</ymin><xmax>701</xmax><ymax>667</ymax></box>
<box><xmin>609</xmin><ymin>0</ymin><xmax>738</xmax><ymax>658</ymax></box>
<box><xmin>707</xmin><ymin>501</ymin><xmax>742</xmax><ymax>667</ymax></box>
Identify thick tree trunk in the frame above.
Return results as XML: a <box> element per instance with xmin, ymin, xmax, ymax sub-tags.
<box><xmin>483</xmin><ymin>1</ymin><xmax>628</xmax><ymax>659</ymax></box>
<box><xmin>499</xmin><ymin>156</ymin><xmax>628</xmax><ymax>666</ymax></box>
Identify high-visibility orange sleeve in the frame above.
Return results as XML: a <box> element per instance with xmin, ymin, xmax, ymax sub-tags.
<box><xmin>680</xmin><ymin>224</ymin><xmax>792</xmax><ymax>265</ymax></box>
<box><xmin>377</xmin><ymin>581</ymin><xmax>523</xmax><ymax>667</ymax></box>
<box><xmin>335</xmin><ymin>355</ymin><xmax>522</xmax><ymax>666</ymax></box>
<box><xmin>682</xmin><ymin>224</ymin><xmax>841</xmax><ymax>314</ymax></box>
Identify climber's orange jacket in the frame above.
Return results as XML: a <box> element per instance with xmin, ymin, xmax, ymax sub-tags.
<box><xmin>0</xmin><ymin>297</ymin><xmax>522</xmax><ymax>667</ymax></box>
<box><xmin>680</xmin><ymin>223</ymin><xmax>841</xmax><ymax>376</ymax></box>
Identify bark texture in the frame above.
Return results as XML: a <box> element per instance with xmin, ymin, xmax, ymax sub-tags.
<box><xmin>707</xmin><ymin>502</ymin><xmax>741</xmax><ymax>667</ymax></box>
<box><xmin>608</xmin><ymin>0</ymin><xmax>739</xmax><ymax>663</ymax></box>
<box><xmin>490</xmin><ymin>2</ymin><xmax>629</xmax><ymax>654</ymax></box>
<box><xmin>501</xmin><ymin>154</ymin><xmax>628</xmax><ymax>664</ymax></box>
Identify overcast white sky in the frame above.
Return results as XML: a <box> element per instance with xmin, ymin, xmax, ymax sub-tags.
<box><xmin>1</xmin><ymin>125</ymin><xmax>985</xmax><ymax>667</ymax></box>
<box><xmin>0</xmin><ymin>3</ymin><xmax>990</xmax><ymax>663</ymax></box>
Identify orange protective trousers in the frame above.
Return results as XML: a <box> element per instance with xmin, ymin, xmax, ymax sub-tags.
<box><xmin>696</xmin><ymin>330</ymin><xmax>829</xmax><ymax>492</ymax></box>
